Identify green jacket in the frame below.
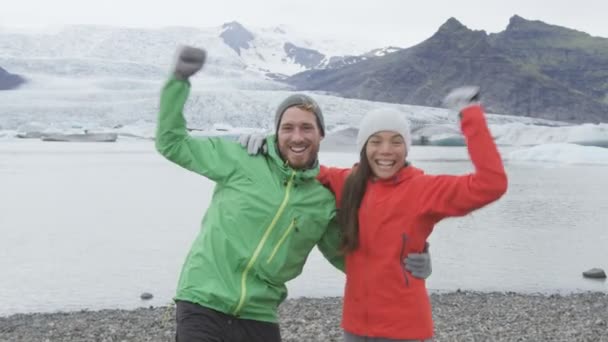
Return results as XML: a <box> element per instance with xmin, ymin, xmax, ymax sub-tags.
<box><xmin>155</xmin><ymin>77</ymin><xmax>344</xmax><ymax>323</ymax></box>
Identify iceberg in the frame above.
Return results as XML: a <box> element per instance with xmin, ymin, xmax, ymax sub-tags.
<box><xmin>508</xmin><ymin>143</ymin><xmax>608</xmax><ymax>165</ymax></box>
<box><xmin>16</xmin><ymin>131</ymin><xmax>48</xmax><ymax>139</ymax></box>
<box><xmin>491</xmin><ymin>123</ymin><xmax>608</xmax><ymax>147</ymax></box>
<box><xmin>412</xmin><ymin>124</ymin><xmax>465</xmax><ymax>146</ymax></box>
<box><xmin>41</xmin><ymin>132</ymin><xmax>118</xmax><ymax>142</ymax></box>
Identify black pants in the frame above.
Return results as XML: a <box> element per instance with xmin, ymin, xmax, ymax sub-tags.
<box><xmin>175</xmin><ymin>300</ymin><xmax>281</xmax><ymax>342</ymax></box>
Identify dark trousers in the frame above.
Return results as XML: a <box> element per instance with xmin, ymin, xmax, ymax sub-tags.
<box><xmin>175</xmin><ymin>300</ymin><xmax>281</xmax><ymax>342</ymax></box>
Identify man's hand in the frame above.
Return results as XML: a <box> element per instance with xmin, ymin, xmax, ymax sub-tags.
<box><xmin>404</xmin><ymin>243</ymin><xmax>432</xmax><ymax>279</ymax></box>
<box><xmin>238</xmin><ymin>133</ymin><xmax>267</xmax><ymax>155</ymax></box>
<box><xmin>174</xmin><ymin>46</ymin><xmax>206</xmax><ymax>80</ymax></box>
<box><xmin>442</xmin><ymin>86</ymin><xmax>480</xmax><ymax>114</ymax></box>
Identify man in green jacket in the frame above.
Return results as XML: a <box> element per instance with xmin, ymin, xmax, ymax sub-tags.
<box><xmin>156</xmin><ymin>46</ymin><xmax>431</xmax><ymax>342</ymax></box>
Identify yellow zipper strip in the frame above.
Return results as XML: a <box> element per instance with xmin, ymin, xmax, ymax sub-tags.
<box><xmin>233</xmin><ymin>171</ymin><xmax>296</xmax><ymax>316</ymax></box>
<box><xmin>266</xmin><ymin>219</ymin><xmax>297</xmax><ymax>264</ymax></box>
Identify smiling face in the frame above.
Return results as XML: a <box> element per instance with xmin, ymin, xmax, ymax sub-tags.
<box><xmin>365</xmin><ymin>131</ymin><xmax>407</xmax><ymax>179</ymax></box>
<box><xmin>277</xmin><ymin>106</ymin><xmax>323</xmax><ymax>169</ymax></box>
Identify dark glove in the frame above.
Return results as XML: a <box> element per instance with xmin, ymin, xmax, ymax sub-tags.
<box><xmin>404</xmin><ymin>243</ymin><xmax>432</xmax><ymax>279</ymax></box>
<box><xmin>173</xmin><ymin>46</ymin><xmax>206</xmax><ymax>80</ymax></box>
<box><xmin>238</xmin><ymin>133</ymin><xmax>267</xmax><ymax>155</ymax></box>
<box><xmin>442</xmin><ymin>86</ymin><xmax>480</xmax><ymax>114</ymax></box>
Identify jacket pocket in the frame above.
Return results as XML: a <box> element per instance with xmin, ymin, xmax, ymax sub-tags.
<box><xmin>259</xmin><ymin>213</ymin><xmax>329</xmax><ymax>284</ymax></box>
<box><xmin>400</xmin><ymin>233</ymin><xmax>410</xmax><ymax>287</ymax></box>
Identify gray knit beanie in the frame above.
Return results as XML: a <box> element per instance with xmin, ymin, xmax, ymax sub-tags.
<box><xmin>275</xmin><ymin>94</ymin><xmax>325</xmax><ymax>136</ymax></box>
<box><xmin>356</xmin><ymin>108</ymin><xmax>411</xmax><ymax>153</ymax></box>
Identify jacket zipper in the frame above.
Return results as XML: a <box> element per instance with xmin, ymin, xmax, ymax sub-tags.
<box><xmin>267</xmin><ymin>218</ymin><xmax>297</xmax><ymax>264</ymax></box>
<box><xmin>400</xmin><ymin>233</ymin><xmax>410</xmax><ymax>287</ymax></box>
<box><xmin>232</xmin><ymin>171</ymin><xmax>296</xmax><ymax>316</ymax></box>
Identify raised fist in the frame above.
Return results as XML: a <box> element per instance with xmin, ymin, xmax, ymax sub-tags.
<box><xmin>173</xmin><ymin>46</ymin><xmax>206</xmax><ymax>80</ymax></box>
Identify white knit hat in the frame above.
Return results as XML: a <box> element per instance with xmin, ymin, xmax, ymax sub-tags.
<box><xmin>356</xmin><ymin>108</ymin><xmax>411</xmax><ymax>153</ymax></box>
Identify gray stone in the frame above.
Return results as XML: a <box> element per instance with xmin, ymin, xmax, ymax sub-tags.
<box><xmin>140</xmin><ymin>292</ymin><xmax>153</xmax><ymax>300</ymax></box>
<box><xmin>582</xmin><ymin>268</ymin><xmax>607</xmax><ymax>279</ymax></box>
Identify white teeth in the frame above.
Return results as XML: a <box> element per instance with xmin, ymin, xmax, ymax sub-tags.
<box><xmin>290</xmin><ymin>146</ymin><xmax>306</xmax><ymax>153</ymax></box>
<box><xmin>376</xmin><ymin>160</ymin><xmax>395</xmax><ymax>166</ymax></box>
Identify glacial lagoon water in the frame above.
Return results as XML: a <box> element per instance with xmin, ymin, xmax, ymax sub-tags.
<box><xmin>1</xmin><ymin>140</ymin><xmax>607</xmax><ymax>316</ymax></box>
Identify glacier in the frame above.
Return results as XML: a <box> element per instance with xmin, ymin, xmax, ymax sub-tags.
<box><xmin>1</xmin><ymin>23</ymin><xmax>607</xmax><ymax>165</ymax></box>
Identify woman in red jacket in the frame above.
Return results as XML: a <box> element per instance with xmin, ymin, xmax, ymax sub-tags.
<box><xmin>318</xmin><ymin>87</ymin><xmax>508</xmax><ymax>341</ymax></box>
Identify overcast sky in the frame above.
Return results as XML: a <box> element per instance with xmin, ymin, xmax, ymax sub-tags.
<box><xmin>2</xmin><ymin>0</ymin><xmax>607</xmax><ymax>47</ymax></box>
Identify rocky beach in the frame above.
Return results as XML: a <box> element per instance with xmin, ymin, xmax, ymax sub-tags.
<box><xmin>2</xmin><ymin>291</ymin><xmax>608</xmax><ymax>342</ymax></box>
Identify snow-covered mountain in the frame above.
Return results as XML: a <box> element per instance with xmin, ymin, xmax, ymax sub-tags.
<box><xmin>219</xmin><ymin>22</ymin><xmax>390</xmax><ymax>77</ymax></box>
<box><xmin>2</xmin><ymin>23</ymin><xmax>608</xmax><ymax>151</ymax></box>
<box><xmin>317</xmin><ymin>46</ymin><xmax>404</xmax><ymax>70</ymax></box>
<box><xmin>0</xmin><ymin>22</ymin><xmax>381</xmax><ymax>82</ymax></box>
<box><xmin>0</xmin><ymin>22</ymin><xmax>405</xmax><ymax>138</ymax></box>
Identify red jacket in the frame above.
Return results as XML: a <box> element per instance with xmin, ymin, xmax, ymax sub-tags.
<box><xmin>318</xmin><ymin>105</ymin><xmax>508</xmax><ymax>339</ymax></box>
